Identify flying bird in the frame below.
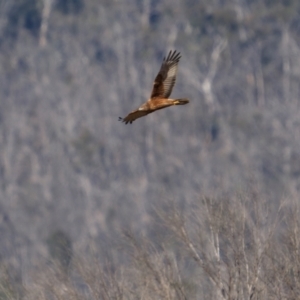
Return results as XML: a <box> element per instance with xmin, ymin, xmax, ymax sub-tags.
<box><xmin>119</xmin><ymin>50</ymin><xmax>189</xmax><ymax>124</ymax></box>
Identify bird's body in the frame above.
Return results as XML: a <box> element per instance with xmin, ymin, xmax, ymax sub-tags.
<box><xmin>119</xmin><ymin>50</ymin><xmax>189</xmax><ymax>124</ymax></box>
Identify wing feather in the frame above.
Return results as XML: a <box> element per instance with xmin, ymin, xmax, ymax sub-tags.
<box><xmin>150</xmin><ymin>50</ymin><xmax>181</xmax><ymax>99</ymax></box>
<box><xmin>119</xmin><ymin>109</ymin><xmax>150</xmax><ymax>124</ymax></box>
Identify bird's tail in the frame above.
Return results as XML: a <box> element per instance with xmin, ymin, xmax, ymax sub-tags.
<box><xmin>173</xmin><ymin>98</ymin><xmax>189</xmax><ymax>105</ymax></box>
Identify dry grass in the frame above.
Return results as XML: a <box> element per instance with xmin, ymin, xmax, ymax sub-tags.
<box><xmin>4</xmin><ymin>191</ymin><xmax>300</xmax><ymax>299</ymax></box>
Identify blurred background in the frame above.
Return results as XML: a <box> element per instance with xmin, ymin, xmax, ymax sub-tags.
<box><xmin>1</xmin><ymin>0</ymin><xmax>300</xmax><ymax>295</ymax></box>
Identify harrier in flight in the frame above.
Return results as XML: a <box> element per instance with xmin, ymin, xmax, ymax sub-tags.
<box><xmin>119</xmin><ymin>50</ymin><xmax>189</xmax><ymax>124</ymax></box>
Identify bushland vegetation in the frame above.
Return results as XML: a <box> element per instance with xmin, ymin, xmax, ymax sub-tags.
<box><xmin>0</xmin><ymin>0</ymin><xmax>300</xmax><ymax>298</ymax></box>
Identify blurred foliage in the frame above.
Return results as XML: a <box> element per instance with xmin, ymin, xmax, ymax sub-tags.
<box><xmin>0</xmin><ymin>265</ymin><xmax>17</xmax><ymax>300</ymax></box>
<box><xmin>55</xmin><ymin>0</ymin><xmax>84</xmax><ymax>15</ymax></box>
<box><xmin>5</xmin><ymin>0</ymin><xmax>42</xmax><ymax>39</ymax></box>
<box><xmin>71</xmin><ymin>128</ymin><xmax>98</xmax><ymax>168</ymax></box>
<box><xmin>47</xmin><ymin>230</ymin><xmax>73</xmax><ymax>271</ymax></box>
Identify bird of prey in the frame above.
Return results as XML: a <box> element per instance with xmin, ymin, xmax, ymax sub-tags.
<box><xmin>119</xmin><ymin>50</ymin><xmax>189</xmax><ymax>124</ymax></box>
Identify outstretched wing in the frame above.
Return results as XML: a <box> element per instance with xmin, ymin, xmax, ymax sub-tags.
<box><xmin>150</xmin><ymin>50</ymin><xmax>181</xmax><ymax>99</ymax></box>
<box><xmin>119</xmin><ymin>109</ymin><xmax>150</xmax><ymax>124</ymax></box>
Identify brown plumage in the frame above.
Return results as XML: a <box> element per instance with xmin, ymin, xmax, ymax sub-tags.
<box><xmin>119</xmin><ymin>50</ymin><xmax>189</xmax><ymax>124</ymax></box>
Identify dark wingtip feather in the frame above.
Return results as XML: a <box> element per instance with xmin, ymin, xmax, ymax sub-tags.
<box><xmin>118</xmin><ymin>117</ymin><xmax>131</xmax><ymax>124</ymax></box>
<box><xmin>119</xmin><ymin>117</ymin><xmax>127</xmax><ymax>124</ymax></box>
<box><xmin>165</xmin><ymin>50</ymin><xmax>181</xmax><ymax>64</ymax></box>
<box><xmin>162</xmin><ymin>50</ymin><xmax>181</xmax><ymax>64</ymax></box>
